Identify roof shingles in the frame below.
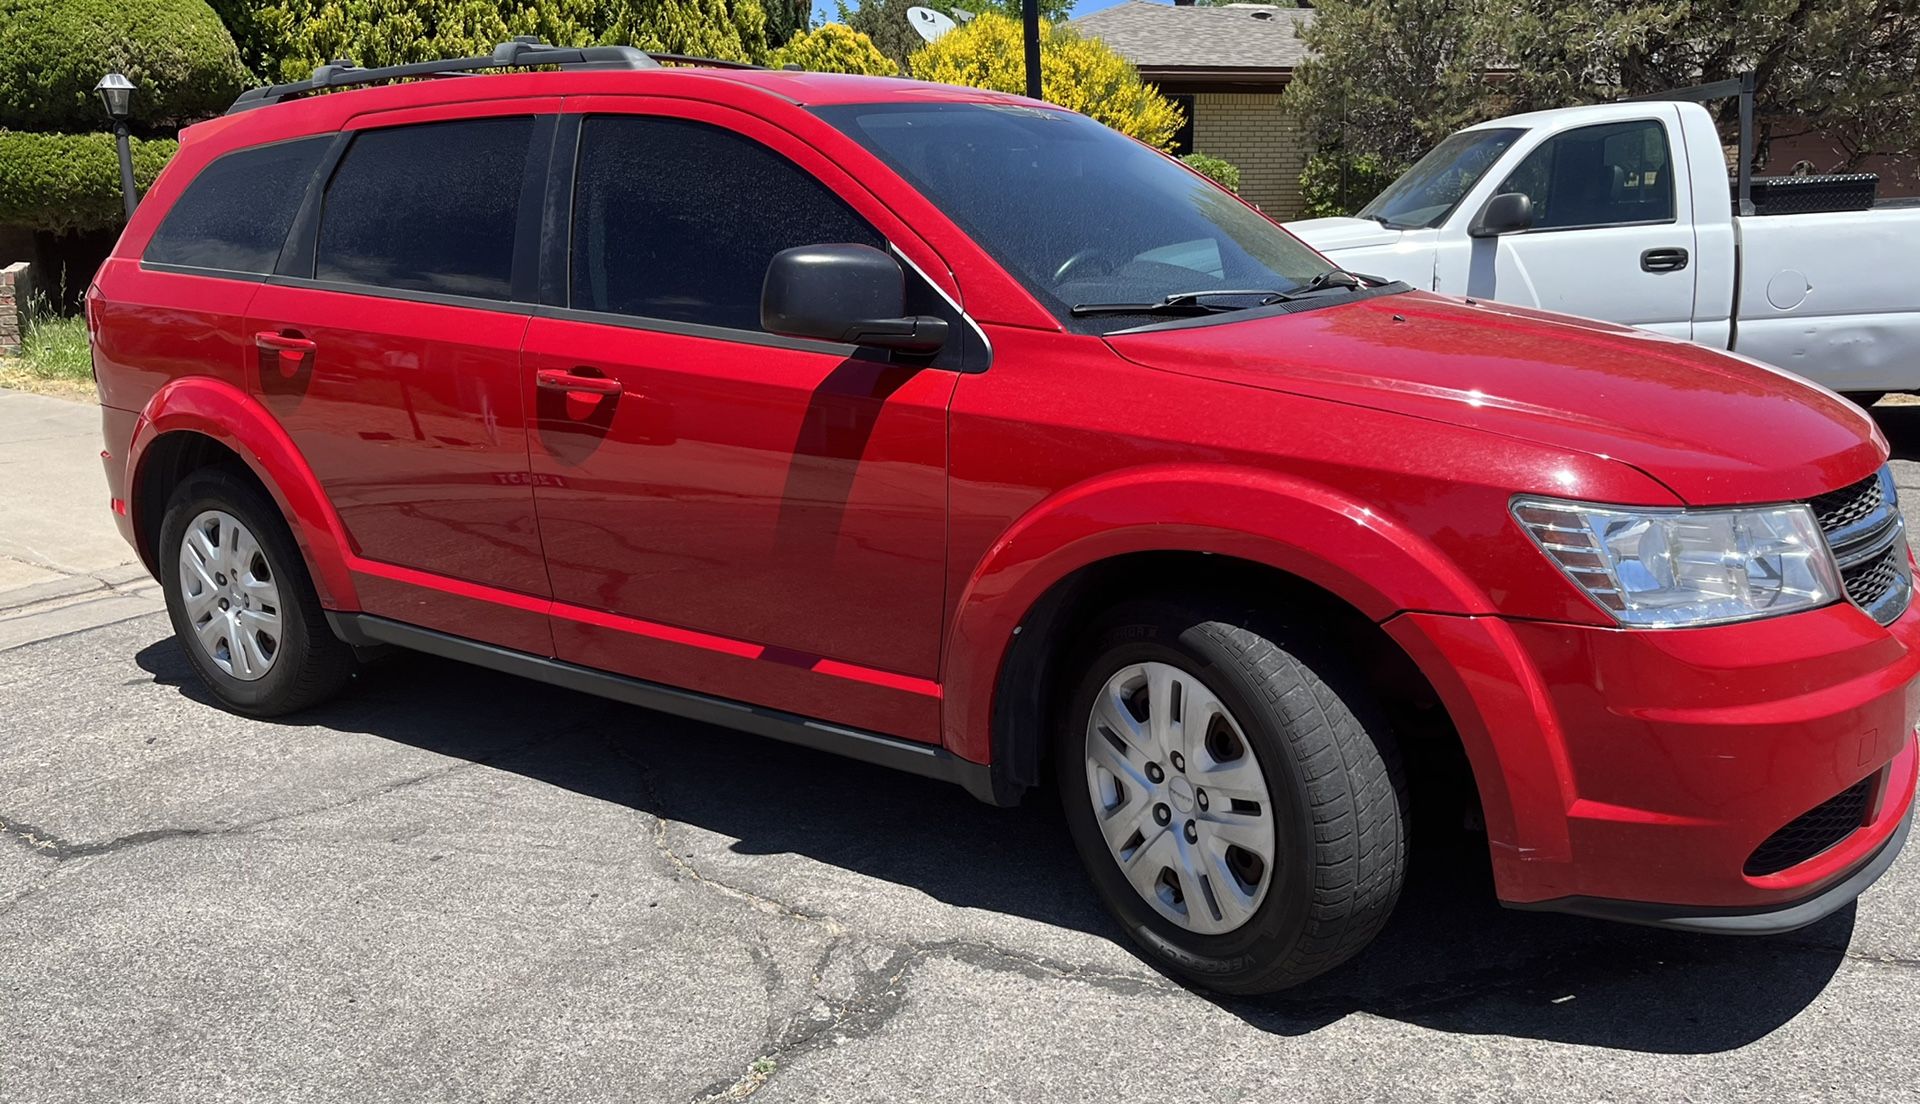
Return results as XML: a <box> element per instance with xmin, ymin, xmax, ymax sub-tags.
<box><xmin>1070</xmin><ymin>1</ymin><xmax>1314</xmax><ymax>72</ymax></box>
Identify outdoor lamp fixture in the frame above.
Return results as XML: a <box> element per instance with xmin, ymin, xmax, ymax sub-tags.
<box><xmin>95</xmin><ymin>73</ymin><xmax>140</xmax><ymax>219</ymax></box>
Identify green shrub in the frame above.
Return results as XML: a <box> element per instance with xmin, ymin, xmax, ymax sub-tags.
<box><xmin>0</xmin><ymin>0</ymin><xmax>250</xmax><ymax>131</ymax></box>
<box><xmin>0</xmin><ymin>130</ymin><xmax>178</xmax><ymax>233</ymax></box>
<box><xmin>1298</xmin><ymin>150</ymin><xmax>1401</xmax><ymax>218</ymax></box>
<box><xmin>770</xmin><ymin>23</ymin><xmax>897</xmax><ymax>75</ymax></box>
<box><xmin>1181</xmin><ymin>152</ymin><xmax>1240</xmax><ymax>192</ymax></box>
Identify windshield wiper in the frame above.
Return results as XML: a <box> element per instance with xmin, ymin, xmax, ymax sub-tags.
<box><xmin>1259</xmin><ymin>268</ymin><xmax>1389</xmax><ymax>303</ymax></box>
<box><xmin>1069</xmin><ymin>288</ymin><xmax>1291</xmax><ymax>317</ymax></box>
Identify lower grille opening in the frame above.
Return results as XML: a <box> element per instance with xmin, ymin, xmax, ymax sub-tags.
<box><xmin>1744</xmin><ymin>777</ymin><xmax>1875</xmax><ymax>877</ymax></box>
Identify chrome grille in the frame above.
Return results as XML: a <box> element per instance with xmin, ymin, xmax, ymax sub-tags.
<box><xmin>1809</xmin><ymin>473</ymin><xmax>1883</xmax><ymax>531</ymax></box>
<box><xmin>1811</xmin><ymin>466</ymin><xmax>1912</xmax><ymax>625</ymax></box>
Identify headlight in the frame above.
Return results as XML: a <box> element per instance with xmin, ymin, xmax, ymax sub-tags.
<box><xmin>1512</xmin><ymin>497</ymin><xmax>1842</xmax><ymax>627</ymax></box>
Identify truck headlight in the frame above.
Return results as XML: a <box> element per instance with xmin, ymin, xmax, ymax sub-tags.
<box><xmin>1512</xmin><ymin>497</ymin><xmax>1842</xmax><ymax>627</ymax></box>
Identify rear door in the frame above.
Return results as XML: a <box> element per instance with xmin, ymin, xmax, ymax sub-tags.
<box><xmin>1438</xmin><ymin>112</ymin><xmax>1700</xmax><ymax>338</ymax></box>
<box><xmin>245</xmin><ymin>99</ymin><xmax>558</xmax><ymax>653</ymax></box>
<box><xmin>520</xmin><ymin>98</ymin><xmax>965</xmax><ymax>741</ymax></box>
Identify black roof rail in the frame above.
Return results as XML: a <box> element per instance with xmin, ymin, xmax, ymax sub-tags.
<box><xmin>226</xmin><ymin>37</ymin><xmax>763</xmax><ymax>114</ymax></box>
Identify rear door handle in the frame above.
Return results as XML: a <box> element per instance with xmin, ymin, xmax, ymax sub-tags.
<box><xmin>1640</xmin><ymin>247</ymin><xmax>1689</xmax><ymax>273</ymax></box>
<box><xmin>253</xmin><ymin>330</ymin><xmax>316</xmax><ymax>353</ymax></box>
<box><xmin>537</xmin><ymin>368</ymin><xmax>623</xmax><ymax>397</ymax></box>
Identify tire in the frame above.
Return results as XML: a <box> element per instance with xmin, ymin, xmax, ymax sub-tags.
<box><xmin>1056</xmin><ymin>599</ymin><xmax>1408</xmax><ymax>994</ymax></box>
<box><xmin>158</xmin><ymin>467</ymin><xmax>356</xmax><ymax>716</ymax></box>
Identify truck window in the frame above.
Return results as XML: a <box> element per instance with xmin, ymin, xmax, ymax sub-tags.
<box><xmin>144</xmin><ymin>136</ymin><xmax>331</xmax><ymax>275</ymax></box>
<box><xmin>569</xmin><ymin>116</ymin><xmax>883</xmax><ymax>332</ymax></box>
<box><xmin>1356</xmin><ymin>128</ymin><xmax>1524</xmax><ymax>230</ymax></box>
<box><xmin>1496</xmin><ymin>119</ymin><xmax>1675</xmax><ymax>231</ymax></box>
<box><xmin>314</xmin><ymin>116</ymin><xmax>534</xmax><ymax>301</ymax></box>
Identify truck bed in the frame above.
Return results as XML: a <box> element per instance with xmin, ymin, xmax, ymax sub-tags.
<box><xmin>1734</xmin><ymin>205</ymin><xmax>1920</xmax><ymax>392</ymax></box>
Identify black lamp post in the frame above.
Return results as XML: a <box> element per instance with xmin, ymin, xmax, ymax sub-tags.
<box><xmin>95</xmin><ymin>73</ymin><xmax>139</xmax><ymax>219</ymax></box>
<box><xmin>1022</xmin><ymin>0</ymin><xmax>1041</xmax><ymax>101</ymax></box>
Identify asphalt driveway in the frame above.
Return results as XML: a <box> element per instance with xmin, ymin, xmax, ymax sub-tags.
<box><xmin>3</xmin><ymin>385</ymin><xmax>1918</xmax><ymax>1102</ymax></box>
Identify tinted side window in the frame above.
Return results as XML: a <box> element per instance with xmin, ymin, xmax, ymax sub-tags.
<box><xmin>1496</xmin><ymin>119</ymin><xmax>1675</xmax><ymax>231</ymax></box>
<box><xmin>571</xmin><ymin>116</ymin><xmax>883</xmax><ymax>331</ymax></box>
<box><xmin>316</xmin><ymin>117</ymin><xmax>533</xmax><ymax>300</ymax></box>
<box><xmin>144</xmin><ymin>137</ymin><xmax>331</xmax><ymax>274</ymax></box>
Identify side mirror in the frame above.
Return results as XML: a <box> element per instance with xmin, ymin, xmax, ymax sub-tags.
<box><xmin>761</xmin><ymin>244</ymin><xmax>949</xmax><ymax>354</ymax></box>
<box><xmin>1470</xmin><ymin>192</ymin><xmax>1534</xmax><ymax>238</ymax></box>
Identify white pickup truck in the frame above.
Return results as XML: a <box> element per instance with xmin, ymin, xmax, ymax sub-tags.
<box><xmin>1286</xmin><ymin>97</ymin><xmax>1920</xmax><ymax>398</ymax></box>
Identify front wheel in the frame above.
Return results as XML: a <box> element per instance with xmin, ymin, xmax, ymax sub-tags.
<box><xmin>1057</xmin><ymin>600</ymin><xmax>1408</xmax><ymax>994</ymax></box>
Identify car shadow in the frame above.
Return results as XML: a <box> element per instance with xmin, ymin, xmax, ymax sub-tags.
<box><xmin>1871</xmin><ymin>402</ymin><xmax>1920</xmax><ymax>463</ymax></box>
<box><xmin>133</xmin><ymin>635</ymin><xmax>1852</xmax><ymax>1055</ymax></box>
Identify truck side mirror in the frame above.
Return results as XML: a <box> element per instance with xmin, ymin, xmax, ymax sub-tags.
<box><xmin>761</xmin><ymin>244</ymin><xmax>949</xmax><ymax>354</ymax></box>
<box><xmin>1470</xmin><ymin>192</ymin><xmax>1534</xmax><ymax>238</ymax></box>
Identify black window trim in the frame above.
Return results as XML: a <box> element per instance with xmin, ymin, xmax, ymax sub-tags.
<box><xmin>1483</xmin><ymin>116</ymin><xmax>1681</xmax><ymax>236</ymax></box>
<box><xmin>138</xmin><ymin>132</ymin><xmax>340</xmax><ymax>282</ymax></box>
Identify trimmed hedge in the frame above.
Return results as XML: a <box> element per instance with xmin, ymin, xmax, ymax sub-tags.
<box><xmin>1181</xmin><ymin>152</ymin><xmax>1241</xmax><ymax>193</ymax></box>
<box><xmin>769</xmin><ymin>23</ymin><xmax>897</xmax><ymax>76</ymax></box>
<box><xmin>0</xmin><ymin>0</ymin><xmax>250</xmax><ymax>132</ymax></box>
<box><xmin>0</xmin><ymin>130</ymin><xmax>178</xmax><ymax>233</ymax></box>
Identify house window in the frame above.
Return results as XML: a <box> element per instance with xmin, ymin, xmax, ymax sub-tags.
<box><xmin>1169</xmin><ymin>95</ymin><xmax>1195</xmax><ymax>157</ymax></box>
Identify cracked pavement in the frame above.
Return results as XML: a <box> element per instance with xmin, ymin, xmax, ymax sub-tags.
<box><xmin>3</xmin><ymin>386</ymin><xmax>1920</xmax><ymax>1101</ymax></box>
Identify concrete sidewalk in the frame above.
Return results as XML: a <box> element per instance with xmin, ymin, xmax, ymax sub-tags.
<box><xmin>0</xmin><ymin>387</ymin><xmax>163</xmax><ymax>650</ymax></box>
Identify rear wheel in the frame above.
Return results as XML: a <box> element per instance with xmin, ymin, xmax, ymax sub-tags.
<box><xmin>158</xmin><ymin>468</ymin><xmax>355</xmax><ymax>716</ymax></box>
<box><xmin>1057</xmin><ymin>599</ymin><xmax>1407</xmax><ymax>994</ymax></box>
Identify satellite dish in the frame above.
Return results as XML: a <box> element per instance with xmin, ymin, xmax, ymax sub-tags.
<box><xmin>907</xmin><ymin>6</ymin><xmax>958</xmax><ymax>43</ymax></box>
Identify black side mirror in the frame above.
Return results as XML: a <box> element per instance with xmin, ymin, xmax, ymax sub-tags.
<box><xmin>1470</xmin><ymin>192</ymin><xmax>1534</xmax><ymax>238</ymax></box>
<box><xmin>761</xmin><ymin>244</ymin><xmax>949</xmax><ymax>354</ymax></box>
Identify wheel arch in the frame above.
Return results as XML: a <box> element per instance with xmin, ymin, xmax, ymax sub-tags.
<box><xmin>943</xmin><ymin>467</ymin><xmax>1496</xmax><ymax>808</ymax></box>
<box><xmin>128</xmin><ymin>377</ymin><xmax>359</xmax><ymax>609</ymax></box>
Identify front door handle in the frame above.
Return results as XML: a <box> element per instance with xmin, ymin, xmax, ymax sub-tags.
<box><xmin>1640</xmin><ymin>247</ymin><xmax>1689</xmax><ymax>273</ymax></box>
<box><xmin>537</xmin><ymin>368</ymin><xmax>624</xmax><ymax>397</ymax></box>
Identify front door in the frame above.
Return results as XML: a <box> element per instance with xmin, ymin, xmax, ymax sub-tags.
<box><xmin>246</xmin><ymin>103</ymin><xmax>557</xmax><ymax>653</ymax></box>
<box><xmin>1437</xmin><ymin>113</ymin><xmax>1700</xmax><ymax>339</ymax></box>
<box><xmin>523</xmin><ymin>101</ymin><xmax>959</xmax><ymax>741</ymax></box>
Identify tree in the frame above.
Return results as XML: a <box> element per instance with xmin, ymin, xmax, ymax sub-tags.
<box><xmin>260</xmin><ymin>0</ymin><xmax>773</xmax><ymax>81</ymax></box>
<box><xmin>839</xmin><ymin>0</ymin><xmax>1073</xmax><ymax>71</ymax></box>
<box><xmin>770</xmin><ymin>23</ymin><xmax>897</xmax><ymax>75</ymax></box>
<box><xmin>1291</xmin><ymin>0</ymin><xmax>1920</xmax><ymax>215</ymax></box>
<box><xmin>907</xmin><ymin>13</ymin><xmax>1183</xmax><ymax>148</ymax></box>
<box><xmin>0</xmin><ymin>0</ymin><xmax>251</xmax><ymax>132</ymax></box>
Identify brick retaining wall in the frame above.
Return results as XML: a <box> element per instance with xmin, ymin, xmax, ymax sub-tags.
<box><xmin>0</xmin><ymin>261</ymin><xmax>34</xmax><ymax>357</ymax></box>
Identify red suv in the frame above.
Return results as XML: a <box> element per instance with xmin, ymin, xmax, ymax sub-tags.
<box><xmin>89</xmin><ymin>41</ymin><xmax>1917</xmax><ymax>993</ymax></box>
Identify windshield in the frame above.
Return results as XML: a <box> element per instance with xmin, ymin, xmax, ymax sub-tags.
<box><xmin>818</xmin><ymin>102</ymin><xmax>1341</xmax><ymax>330</ymax></box>
<box><xmin>1357</xmin><ymin>127</ymin><xmax>1525</xmax><ymax>229</ymax></box>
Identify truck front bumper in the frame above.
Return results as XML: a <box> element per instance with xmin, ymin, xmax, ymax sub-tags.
<box><xmin>1386</xmin><ymin>597</ymin><xmax>1920</xmax><ymax>928</ymax></box>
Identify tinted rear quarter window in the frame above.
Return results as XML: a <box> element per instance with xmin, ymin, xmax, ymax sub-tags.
<box><xmin>570</xmin><ymin>115</ymin><xmax>882</xmax><ymax>331</ymax></box>
<box><xmin>144</xmin><ymin>136</ymin><xmax>331</xmax><ymax>274</ymax></box>
<box><xmin>316</xmin><ymin>116</ymin><xmax>534</xmax><ymax>300</ymax></box>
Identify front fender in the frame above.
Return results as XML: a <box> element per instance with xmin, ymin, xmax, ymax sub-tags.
<box><xmin>939</xmin><ymin>464</ymin><xmax>1496</xmax><ymax>766</ymax></box>
<box><xmin>130</xmin><ymin>376</ymin><xmax>359</xmax><ymax>609</ymax></box>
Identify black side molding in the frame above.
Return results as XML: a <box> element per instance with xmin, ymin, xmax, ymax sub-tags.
<box><xmin>1508</xmin><ymin>809</ymin><xmax>1911</xmax><ymax>934</ymax></box>
<box><xmin>325</xmin><ymin>613</ymin><xmax>1002</xmax><ymax>805</ymax></box>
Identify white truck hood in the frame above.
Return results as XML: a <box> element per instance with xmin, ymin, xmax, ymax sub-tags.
<box><xmin>1286</xmin><ymin>216</ymin><xmax>1403</xmax><ymax>253</ymax></box>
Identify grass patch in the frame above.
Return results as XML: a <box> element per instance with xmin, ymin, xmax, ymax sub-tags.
<box><xmin>1</xmin><ymin>309</ymin><xmax>96</xmax><ymax>400</ymax></box>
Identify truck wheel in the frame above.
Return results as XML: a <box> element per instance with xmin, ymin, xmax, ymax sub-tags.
<box><xmin>1057</xmin><ymin>599</ymin><xmax>1408</xmax><ymax>994</ymax></box>
<box><xmin>157</xmin><ymin>468</ymin><xmax>355</xmax><ymax>717</ymax></box>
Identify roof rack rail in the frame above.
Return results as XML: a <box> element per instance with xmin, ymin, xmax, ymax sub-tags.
<box><xmin>225</xmin><ymin>37</ymin><xmax>763</xmax><ymax>114</ymax></box>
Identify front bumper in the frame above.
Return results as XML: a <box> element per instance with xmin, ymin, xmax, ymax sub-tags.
<box><xmin>1386</xmin><ymin>596</ymin><xmax>1920</xmax><ymax>921</ymax></box>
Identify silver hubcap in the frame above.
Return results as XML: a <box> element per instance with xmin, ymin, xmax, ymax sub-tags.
<box><xmin>178</xmin><ymin>510</ymin><xmax>282</xmax><ymax>682</ymax></box>
<box><xmin>1084</xmin><ymin>661</ymin><xmax>1278</xmax><ymax>935</ymax></box>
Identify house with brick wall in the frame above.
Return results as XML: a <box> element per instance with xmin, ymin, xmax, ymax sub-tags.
<box><xmin>1072</xmin><ymin>0</ymin><xmax>1314</xmax><ymax>217</ymax></box>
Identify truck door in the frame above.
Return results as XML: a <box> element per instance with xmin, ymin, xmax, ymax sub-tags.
<box><xmin>1438</xmin><ymin>114</ymin><xmax>1699</xmax><ymax>339</ymax></box>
